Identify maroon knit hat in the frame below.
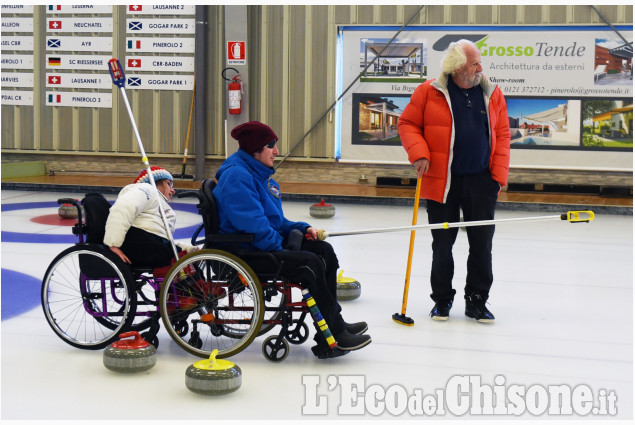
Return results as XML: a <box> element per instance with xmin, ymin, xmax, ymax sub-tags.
<box><xmin>231</xmin><ymin>121</ymin><xmax>278</xmax><ymax>154</ymax></box>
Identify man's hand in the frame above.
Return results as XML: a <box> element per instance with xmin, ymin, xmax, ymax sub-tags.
<box><xmin>109</xmin><ymin>246</ymin><xmax>131</xmax><ymax>264</ymax></box>
<box><xmin>414</xmin><ymin>158</ymin><xmax>430</xmax><ymax>177</ymax></box>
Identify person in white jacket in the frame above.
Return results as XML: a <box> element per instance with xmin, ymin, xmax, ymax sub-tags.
<box><xmin>104</xmin><ymin>166</ymin><xmax>195</xmax><ymax>268</ymax></box>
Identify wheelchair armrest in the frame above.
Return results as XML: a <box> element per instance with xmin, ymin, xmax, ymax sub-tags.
<box><xmin>176</xmin><ymin>190</ymin><xmax>203</xmax><ymax>201</ymax></box>
<box><xmin>206</xmin><ymin>233</ymin><xmax>254</xmax><ymax>244</ymax></box>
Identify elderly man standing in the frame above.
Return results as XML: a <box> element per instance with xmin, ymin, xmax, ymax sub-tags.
<box><xmin>398</xmin><ymin>39</ymin><xmax>511</xmax><ymax>323</ymax></box>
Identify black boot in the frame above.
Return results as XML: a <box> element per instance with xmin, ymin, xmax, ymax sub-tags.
<box><xmin>334</xmin><ymin>329</ymin><xmax>371</xmax><ymax>351</ymax></box>
<box><xmin>344</xmin><ymin>321</ymin><xmax>368</xmax><ymax>335</ymax></box>
<box><xmin>430</xmin><ymin>299</ymin><xmax>453</xmax><ymax>321</ymax></box>
<box><xmin>465</xmin><ymin>294</ymin><xmax>495</xmax><ymax>323</ymax></box>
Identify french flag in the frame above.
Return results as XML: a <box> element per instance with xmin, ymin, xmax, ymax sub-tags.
<box><xmin>48</xmin><ymin>5</ymin><xmax>61</xmax><ymax>11</ymax></box>
<box><xmin>127</xmin><ymin>40</ymin><xmax>141</xmax><ymax>50</ymax></box>
<box><xmin>48</xmin><ymin>94</ymin><xmax>62</xmax><ymax>104</ymax></box>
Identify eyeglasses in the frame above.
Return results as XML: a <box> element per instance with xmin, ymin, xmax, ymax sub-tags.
<box><xmin>266</xmin><ymin>139</ymin><xmax>277</xmax><ymax>149</ymax></box>
<box><xmin>462</xmin><ymin>91</ymin><xmax>472</xmax><ymax>109</ymax></box>
<box><xmin>162</xmin><ymin>179</ymin><xmax>174</xmax><ymax>188</ymax></box>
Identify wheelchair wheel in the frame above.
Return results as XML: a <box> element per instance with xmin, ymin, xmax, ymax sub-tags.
<box><xmin>262</xmin><ymin>335</ymin><xmax>290</xmax><ymax>362</ymax></box>
<box><xmin>160</xmin><ymin>249</ymin><xmax>265</xmax><ymax>359</ymax></box>
<box><xmin>41</xmin><ymin>244</ymin><xmax>137</xmax><ymax>350</ymax></box>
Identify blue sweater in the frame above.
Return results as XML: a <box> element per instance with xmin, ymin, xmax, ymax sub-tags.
<box><xmin>213</xmin><ymin>149</ymin><xmax>309</xmax><ymax>251</ymax></box>
<box><xmin>447</xmin><ymin>76</ymin><xmax>490</xmax><ymax>175</ymax></box>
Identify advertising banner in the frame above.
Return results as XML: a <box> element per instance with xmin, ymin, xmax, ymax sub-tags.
<box><xmin>338</xmin><ymin>25</ymin><xmax>633</xmax><ymax>169</ymax></box>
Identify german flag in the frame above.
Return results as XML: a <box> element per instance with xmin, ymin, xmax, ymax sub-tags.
<box><xmin>48</xmin><ymin>57</ymin><xmax>61</xmax><ymax>66</ymax></box>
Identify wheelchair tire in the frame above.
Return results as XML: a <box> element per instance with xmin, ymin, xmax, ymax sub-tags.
<box><xmin>159</xmin><ymin>249</ymin><xmax>265</xmax><ymax>359</ymax></box>
<box><xmin>41</xmin><ymin>244</ymin><xmax>137</xmax><ymax>350</ymax></box>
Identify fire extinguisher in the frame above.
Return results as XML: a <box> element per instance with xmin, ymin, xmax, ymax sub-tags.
<box><xmin>228</xmin><ymin>74</ymin><xmax>242</xmax><ymax>115</ymax></box>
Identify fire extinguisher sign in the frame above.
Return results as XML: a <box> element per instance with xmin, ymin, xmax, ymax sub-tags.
<box><xmin>227</xmin><ymin>41</ymin><xmax>246</xmax><ymax>65</ymax></box>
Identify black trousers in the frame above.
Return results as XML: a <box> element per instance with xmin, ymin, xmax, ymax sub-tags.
<box><xmin>120</xmin><ymin>226</ymin><xmax>181</xmax><ymax>268</ymax></box>
<box><xmin>425</xmin><ymin>170</ymin><xmax>499</xmax><ymax>303</ymax></box>
<box><xmin>271</xmin><ymin>239</ymin><xmax>345</xmax><ymax>335</ymax></box>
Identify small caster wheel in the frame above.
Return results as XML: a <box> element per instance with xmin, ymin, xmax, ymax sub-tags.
<box><xmin>174</xmin><ymin>320</ymin><xmax>189</xmax><ymax>336</ymax></box>
<box><xmin>188</xmin><ymin>331</ymin><xmax>203</xmax><ymax>349</ymax></box>
<box><xmin>262</xmin><ymin>335</ymin><xmax>289</xmax><ymax>362</ymax></box>
<box><xmin>141</xmin><ymin>332</ymin><xmax>160</xmax><ymax>349</ymax></box>
<box><xmin>211</xmin><ymin>323</ymin><xmax>224</xmax><ymax>337</ymax></box>
<box><xmin>285</xmin><ymin>320</ymin><xmax>309</xmax><ymax>345</ymax></box>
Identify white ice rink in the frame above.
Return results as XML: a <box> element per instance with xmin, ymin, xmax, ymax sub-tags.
<box><xmin>1</xmin><ymin>189</ymin><xmax>632</xmax><ymax>421</ymax></box>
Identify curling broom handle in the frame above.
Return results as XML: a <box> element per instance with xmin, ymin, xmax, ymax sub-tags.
<box><xmin>400</xmin><ymin>178</ymin><xmax>422</xmax><ymax>317</ymax></box>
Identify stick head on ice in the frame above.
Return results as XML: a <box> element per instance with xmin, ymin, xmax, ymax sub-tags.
<box><xmin>108</xmin><ymin>58</ymin><xmax>126</xmax><ymax>88</ymax></box>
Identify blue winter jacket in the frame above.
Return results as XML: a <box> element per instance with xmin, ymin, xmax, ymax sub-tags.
<box><xmin>213</xmin><ymin>149</ymin><xmax>310</xmax><ymax>252</ymax></box>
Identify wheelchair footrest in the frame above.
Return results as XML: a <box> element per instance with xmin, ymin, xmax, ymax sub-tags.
<box><xmin>311</xmin><ymin>344</ymin><xmax>349</xmax><ymax>359</ymax></box>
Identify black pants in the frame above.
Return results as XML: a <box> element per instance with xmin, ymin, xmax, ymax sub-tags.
<box><xmin>271</xmin><ymin>240</ymin><xmax>345</xmax><ymax>335</ymax></box>
<box><xmin>425</xmin><ymin>171</ymin><xmax>499</xmax><ymax>303</ymax></box>
<box><xmin>120</xmin><ymin>226</ymin><xmax>181</xmax><ymax>268</ymax></box>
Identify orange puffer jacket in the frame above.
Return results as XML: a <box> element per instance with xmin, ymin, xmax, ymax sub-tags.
<box><xmin>398</xmin><ymin>73</ymin><xmax>511</xmax><ymax>203</ymax></box>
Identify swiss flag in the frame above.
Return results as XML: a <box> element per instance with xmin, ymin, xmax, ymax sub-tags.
<box><xmin>127</xmin><ymin>58</ymin><xmax>141</xmax><ymax>68</ymax></box>
<box><xmin>48</xmin><ymin>75</ymin><xmax>61</xmax><ymax>85</ymax></box>
<box><xmin>129</xmin><ymin>5</ymin><xmax>142</xmax><ymax>12</ymax></box>
<box><xmin>48</xmin><ymin>20</ymin><xmax>62</xmax><ymax>30</ymax></box>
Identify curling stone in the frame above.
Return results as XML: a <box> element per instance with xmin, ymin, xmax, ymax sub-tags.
<box><xmin>103</xmin><ymin>331</ymin><xmax>157</xmax><ymax>373</ymax></box>
<box><xmin>336</xmin><ymin>270</ymin><xmax>361</xmax><ymax>301</ymax></box>
<box><xmin>309</xmin><ymin>199</ymin><xmax>335</xmax><ymax>218</ymax></box>
<box><xmin>58</xmin><ymin>202</ymin><xmax>79</xmax><ymax>219</ymax></box>
<box><xmin>185</xmin><ymin>349</ymin><xmax>242</xmax><ymax>396</ymax></box>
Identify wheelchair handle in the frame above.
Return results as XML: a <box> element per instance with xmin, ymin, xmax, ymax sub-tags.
<box><xmin>58</xmin><ymin>198</ymin><xmax>85</xmax><ymax>240</ymax></box>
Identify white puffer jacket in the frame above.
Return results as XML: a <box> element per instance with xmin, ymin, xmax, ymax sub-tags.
<box><xmin>103</xmin><ymin>183</ymin><xmax>192</xmax><ymax>252</ymax></box>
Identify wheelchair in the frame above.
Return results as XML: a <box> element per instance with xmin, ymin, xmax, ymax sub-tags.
<box><xmin>41</xmin><ymin>181</ymin><xmax>345</xmax><ymax>362</ymax></box>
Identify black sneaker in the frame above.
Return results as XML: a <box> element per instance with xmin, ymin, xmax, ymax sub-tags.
<box><xmin>465</xmin><ymin>294</ymin><xmax>495</xmax><ymax>323</ymax></box>
<box><xmin>345</xmin><ymin>321</ymin><xmax>368</xmax><ymax>335</ymax></box>
<box><xmin>334</xmin><ymin>329</ymin><xmax>372</xmax><ymax>351</ymax></box>
<box><xmin>430</xmin><ymin>299</ymin><xmax>453</xmax><ymax>321</ymax></box>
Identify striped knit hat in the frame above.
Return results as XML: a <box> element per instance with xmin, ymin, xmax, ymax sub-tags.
<box><xmin>133</xmin><ymin>166</ymin><xmax>173</xmax><ymax>184</ymax></box>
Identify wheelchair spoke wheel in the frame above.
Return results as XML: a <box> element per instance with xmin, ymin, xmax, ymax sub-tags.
<box><xmin>160</xmin><ymin>249</ymin><xmax>264</xmax><ymax>359</ymax></box>
<box><xmin>262</xmin><ymin>335</ymin><xmax>289</xmax><ymax>362</ymax></box>
<box><xmin>41</xmin><ymin>245</ymin><xmax>137</xmax><ymax>350</ymax></box>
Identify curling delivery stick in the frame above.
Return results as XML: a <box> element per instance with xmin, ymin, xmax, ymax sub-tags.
<box><xmin>392</xmin><ymin>177</ymin><xmax>422</xmax><ymax>327</ymax></box>
<box><xmin>108</xmin><ymin>58</ymin><xmax>179</xmax><ymax>260</ymax></box>
<box><xmin>315</xmin><ymin>210</ymin><xmax>595</xmax><ymax>241</ymax></box>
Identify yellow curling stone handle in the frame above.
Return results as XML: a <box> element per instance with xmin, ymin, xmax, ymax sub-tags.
<box><xmin>337</xmin><ymin>270</ymin><xmax>357</xmax><ymax>284</ymax></box>
<box><xmin>193</xmin><ymin>349</ymin><xmax>236</xmax><ymax>371</ymax></box>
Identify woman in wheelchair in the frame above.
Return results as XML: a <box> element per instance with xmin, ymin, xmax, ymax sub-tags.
<box><xmin>104</xmin><ymin>166</ymin><xmax>198</xmax><ymax>268</ymax></box>
<box><xmin>213</xmin><ymin>121</ymin><xmax>371</xmax><ymax>352</ymax></box>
